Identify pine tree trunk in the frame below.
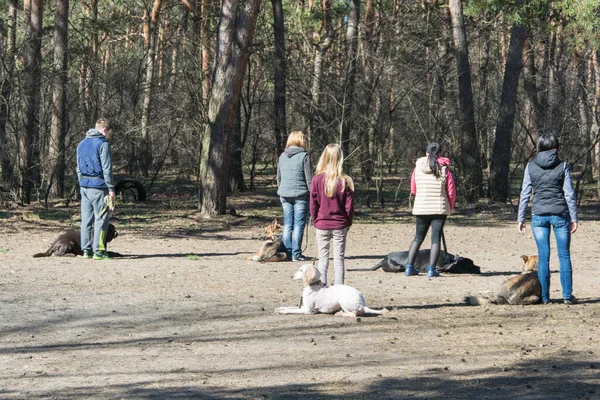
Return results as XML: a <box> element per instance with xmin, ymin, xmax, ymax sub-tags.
<box><xmin>0</xmin><ymin>0</ymin><xmax>17</xmax><ymax>184</ymax></box>
<box><xmin>339</xmin><ymin>0</ymin><xmax>360</xmax><ymax>158</ymax></box>
<box><xmin>449</xmin><ymin>0</ymin><xmax>482</xmax><ymax>202</ymax></box>
<box><xmin>489</xmin><ymin>25</ymin><xmax>527</xmax><ymax>202</ymax></box>
<box><xmin>18</xmin><ymin>0</ymin><xmax>44</xmax><ymax>204</ymax></box>
<box><xmin>48</xmin><ymin>0</ymin><xmax>70</xmax><ymax>198</ymax></box>
<box><xmin>198</xmin><ymin>0</ymin><xmax>261</xmax><ymax>217</ymax></box>
<box><xmin>140</xmin><ymin>0</ymin><xmax>163</xmax><ymax>177</ymax></box>
<box><xmin>271</xmin><ymin>0</ymin><xmax>286</xmax><ymax>156</ymax></box>
<box><xmin>308</xmin><ymin>0</ymin><xmax>333</xmax><ymax>146</ymax></box>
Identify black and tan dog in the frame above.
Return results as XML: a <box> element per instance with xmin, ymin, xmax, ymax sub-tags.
<box><xmin>248</xmin><ymin>219</ymin><xmax>288</xmax><ymax>262</ymax></box>
<box><xmin>33</xmin><ymin>224</ymin><xmax>118</xmax><ymax>258</ymax></box>
<box><xmin>465</xmin><ymin>255</ymin><xmax>541</xmax><ymax>305</ymax></box>
<box><xmin>348</xmin><ymin>249</ymin><xmax>481</xmax><ymax>274</ymax></box>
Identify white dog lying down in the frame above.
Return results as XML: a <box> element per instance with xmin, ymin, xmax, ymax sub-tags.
<box><xmin>275</xmin><ymin>264</ymin><xmax>384</xmax><ymax>317</ymax></box>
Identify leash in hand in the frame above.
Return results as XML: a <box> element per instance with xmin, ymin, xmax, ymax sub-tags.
<box><xmin>99</xmin><ymin>194</ymin><xmax>115</xmax><ymax>217</ymax></box>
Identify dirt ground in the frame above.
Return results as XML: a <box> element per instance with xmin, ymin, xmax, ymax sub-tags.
<box><xmin>1</xmin><ymin>194</ymin><xmax>600</xmax><ymax>399</ymax></box>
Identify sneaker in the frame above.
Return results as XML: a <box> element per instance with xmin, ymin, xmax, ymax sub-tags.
<box><xmin>93</xmin><ymin>251</ymin><xmax>112</xmax><ymax>260</ymax></box>
<box><xmin>427</xmin><ymin>265</ymin><xmax>440</xmax><ymax>278</ymax></box>
<box><xmin>405</xmin><ymin>265</ymin><xmax>419</xmax><ymax>276</ymax></box>
<box><xmin>563</xmin><ymin>296</ymin><xmax>578</xmax><ymax>305</ymax></box>
<box><xmin>82</xmin><ymin>250</ymin><xmax>93</xmax><ymax>259</ymax></box>
<box><xmin>292</xmin><ymin>255</ymin><xmax>311</xmax><ymax>262</ymax></box>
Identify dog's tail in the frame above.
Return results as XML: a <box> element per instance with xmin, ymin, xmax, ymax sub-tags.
<box><xmin>32</xmin><ymin>249</ymin><xmax>52</xmax><ymax>258</ymax></box>
<box><xmin>362</xmin><ymin>306</ymin><xmax>387</xmax><ymax>315</ymax></box>
<box><xmin>464</xmin><ymin>293</ymin><xmax>504</xmax><ymax>306</ymax></box>
<box><xmin>348</xmin><ymin>260</ymin><xmax>383</xmax><ymax>272</ymax></box>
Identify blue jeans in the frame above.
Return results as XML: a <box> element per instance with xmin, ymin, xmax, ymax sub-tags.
<box><xmin>280</xmin><ymin>195</ymin><xmax>308</xmax><ymax>259</ymax></box>
<box><xmin>531</xmin><ymin>214</ymin><xmax>573</xmax><ymax>302</ymax></box>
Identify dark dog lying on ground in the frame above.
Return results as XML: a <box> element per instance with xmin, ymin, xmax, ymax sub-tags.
<box><xmin>33</xmin><ymin>224</ymin><xmax>118</xmax><ymax>258</ymax></box>
<box><xmin>248</xmin><ymin>219</ymin><xmax>288</xmax><ymax>262</ymax></box>
<box><xmin>348</xmin><ymin>249</ymin><xmax>481</xmax><ymax>274</ymax></box>
<box><xmin>465</xmin><ymin>255</ymin><xmax>541</xmax><ymax>305</ymax></box>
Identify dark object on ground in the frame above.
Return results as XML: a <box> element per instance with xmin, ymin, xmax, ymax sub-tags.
<box><xmin>33</xmin><ymin>224</ymin><xmax>119</xmax><ymax>257</ymax></box>
<box><xmin>115</xmin><ymin>179</ymin><xmax>147</xmax><ymax>201</ymax></box>
<box><xmin>348</xmin><ymin>249</ymin><xmax>481</xmax><ymax>274</ymax></box>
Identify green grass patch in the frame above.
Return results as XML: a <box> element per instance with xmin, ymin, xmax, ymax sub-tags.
<box><xmin>0</xmin><ymin>249</ymin><xmax>8</xmax><ymax>254</ymax></box>
<box><xmin>186</xmin><ymin>254</ymin><xmax>199</xmax><ymax>261</ymax></box>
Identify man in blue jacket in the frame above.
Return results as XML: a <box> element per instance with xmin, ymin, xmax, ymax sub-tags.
<box><xmin>77</xmin><ymin>118</ymin><xmax>115</xmax><ymax>260</ymax></box>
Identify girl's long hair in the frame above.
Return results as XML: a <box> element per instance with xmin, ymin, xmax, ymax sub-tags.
<box><xmin>315</xmin><ymin>144</ymin><xmax>354</xmax><ymax>197</ymax></box>
<box><xmin>427</xmin><ymin>143</ymin><xmax>442</xmax><ymax>179</ymax></box>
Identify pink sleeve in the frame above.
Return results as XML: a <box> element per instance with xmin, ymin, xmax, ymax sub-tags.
<box><xmin>410</xmin><ymin>169</ymin><xmax>416</xmax><ymax>195</ymax></box>
<box><xmin>446</xmin><ymin>168</ymin><xmax>456</xmax><ymax>210</ymax></box>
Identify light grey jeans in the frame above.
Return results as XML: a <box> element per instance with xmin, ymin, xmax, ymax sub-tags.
<box><xmin>315</xmin><ymin>227</ymin><xmax>348</xmax><ymax>286</ymax></box>
<box><xmin>80</xmin><ymin>187</ymin><xmax>110</xmax><ymax>253</ymax></box>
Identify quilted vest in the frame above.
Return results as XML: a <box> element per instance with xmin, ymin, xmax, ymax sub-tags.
<box><xmin>412</xmin><ymin>157</ymin><xmax>450</xmax><ymax>215</ymax></box>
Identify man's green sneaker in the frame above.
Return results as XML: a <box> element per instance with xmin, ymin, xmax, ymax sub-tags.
<box><xmin>93</xmin><ymin>251</ymin><xmax>112</xmax><ymax>260</ymax></box>
<box><xmin>82</xmin><ymin>250</ymin><xmax>93</xmax><ymax>259</ymax></box>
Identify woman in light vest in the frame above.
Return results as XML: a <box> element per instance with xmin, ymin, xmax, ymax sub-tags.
<box><xmin>405</xmin><ymin>142</ymin><xmax>456</xmax><ymax>278</ymax></box>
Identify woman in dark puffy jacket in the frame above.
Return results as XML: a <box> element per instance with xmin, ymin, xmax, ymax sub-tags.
<box><xmin>518</xmin><ymin>133</ymin><xmax>578</xmax><ymax>305</ymax></box>
<box><xmin>277</xmin><ymin>131</ymin><xmax>313</xmax><ymax>261</ymax></box>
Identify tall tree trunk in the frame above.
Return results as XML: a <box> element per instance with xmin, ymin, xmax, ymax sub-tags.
<box><xmin>48</xmin><ymin>0</ymin><xmax>70</xmax><ymax>198</ymax></box>
<box><xmin>229</xmin><ymin>96</ymin><xmax>246</xmax><ymax>192</ymax></box>
<box><xmin>593</xmin><ymin>51</ymin><xmax>600</xmax><ymax>196</ymax></box>
<box><xmin>0</xmin><ymin>0</ymin><xmax>17</xmax><ymax>184</ymax></box>
<box><xmin>449</xmin><ymin>0</ymin><xmax>482</xmax><ymax>202</ymax></box>
<box><xmin>307</xmin><ymin>0</ymin><xmax>334</xmax><ymax>146</ymax></box>
<box><xmin>489</xmin><ymin>25</ymin><xmax>527</xmax><ymax>202</ymax></box>
<box><xmin>198</xmin><ymin>0</ymin><xmax>261</xmax><ymax>216</ymax></box>
<box><xmin>339</xmin><ymin>0</ymin><xmax>360</xmax><ymax>158</ymax></box>
<box><xmin>18</xmin><ymin>0</ymin><xmax>44</xmax><ymax>204</ymax></box>
<box><xmin>358</xmin><ymin>0</ymin><xmax>378</xmax><ymax>183</ymax></box>
<box><xmin>86</xmin><ymin>0</ymin><xmax>99</xmax><ymax>122</ymax></box>
<box><xmin>140</xmin><ymin>0</ymin><xmax>163</xmax><ymax>177</ymax></box>
<box><xmin>522</xmin><ymin>38</ymin><xmax>543</xmax><ymax>138</ymax></box>
<box><xmin>200</xmin><ymin>0</ymin><xmax>212</xmax><ymax>106</ymax></box>
<box><xmin>271</xmin><ymin>0</ymin><xmax>286</xmax><ymax>157</ymax></box>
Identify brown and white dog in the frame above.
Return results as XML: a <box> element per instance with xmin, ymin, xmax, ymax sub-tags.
<box><xmin>465</xmin><ymin>255</ymin><xmax>541</xmax><ymax>305</ymax></box>
<box><xmin>33</xmin><ymin>224</ymin><xmax>118</xmax><ymax>258</ymax></box>
<box><xmin>248</xmin><ymin>219</ymin><xmax>288</xmax><ymax>262</ymax></box>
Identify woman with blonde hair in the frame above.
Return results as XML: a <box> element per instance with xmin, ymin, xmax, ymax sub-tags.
<box><xmin>277</xmin><ymin>131</ymin><xmax>313</xmax><ymax>261</ymax></box>
<box><xmin>310</xmin><ymin>143</ymin><xmax>355</xmax><ymax>285</ymax></box>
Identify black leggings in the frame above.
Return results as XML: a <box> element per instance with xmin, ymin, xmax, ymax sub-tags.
<box><xmin>407</xmin><ymin>214</ymin><xmax>447</xmax><ymax>267</ymax></box>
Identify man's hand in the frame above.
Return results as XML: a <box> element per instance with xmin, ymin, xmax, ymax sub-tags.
<box><xmin>109</xmin><ymin>191</ymin><xmax>116</xmax><ymax>202</ymax></box>
<box><xmin>518</xmin><ymin>221</ymin><xmax>526</xmax><ymax>235</ymax></box>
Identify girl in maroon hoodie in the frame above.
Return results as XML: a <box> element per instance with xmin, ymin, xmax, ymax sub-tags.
<box><xmin>310</xmin><ymin>144</ymin><xmax>355</xmax><ymax>286</ymax></box>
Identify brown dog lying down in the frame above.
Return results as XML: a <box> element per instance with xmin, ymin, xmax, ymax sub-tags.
<box><xmin>465</xmin><ymin>255</ymin><xmax>541</xmax><ymax>305</ymax></box>
<box><xmin>33</xmin><ymin>223</ymin><xmax>118</xmax><ymax>258</ymax></box>
<box><xmin>348</xmin><ymin>249</ymin><xmax>481</xmax><ymax>274</ymax></box>
<box><xmin>248</xmin><ymin>219</ymin><xmax>288</xmax><ymax>262</ymax></box>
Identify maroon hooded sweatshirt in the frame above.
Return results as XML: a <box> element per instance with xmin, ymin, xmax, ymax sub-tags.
<box><xmin>310</xmin><ymin>173</ymin><xmax>355</xmax><ymax>230</ymax></box>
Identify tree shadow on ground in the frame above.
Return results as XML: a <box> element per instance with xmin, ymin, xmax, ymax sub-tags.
<box><xmin>13</xmin><ymin>358</ymin><xmax>599</xmax><ymax>399</ymax></box>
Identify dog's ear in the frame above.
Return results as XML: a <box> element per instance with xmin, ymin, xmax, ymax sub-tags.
<box><xmin>521</xmin><ymin>255</ymin><xmax>529</xmax><ymax>263</ymax></box>
<box><xmin>271</xmin><ymin>219</ymin><xmax>278</xmax><ymax>227</ymax></box>
<box><xmin>303</xmin><ymin>265</ymin><xmax>320</xmax><ymax>285</ymax></box>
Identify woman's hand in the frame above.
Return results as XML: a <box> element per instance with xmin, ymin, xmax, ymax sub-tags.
<box><xmin>570</xmin><ymin>222</ymin><xmax>578</xmax><ymax>234</ymax></box>
<box><xmin>518</xmin><ymin>222</ymin><xmax>526</xmax><ymax>235</ymax></box>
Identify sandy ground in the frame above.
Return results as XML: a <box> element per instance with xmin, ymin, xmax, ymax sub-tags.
<box><xmin>1</xmin><ymin>199</ymin><xmax>600</xmax><ymax>399</ymax></box>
